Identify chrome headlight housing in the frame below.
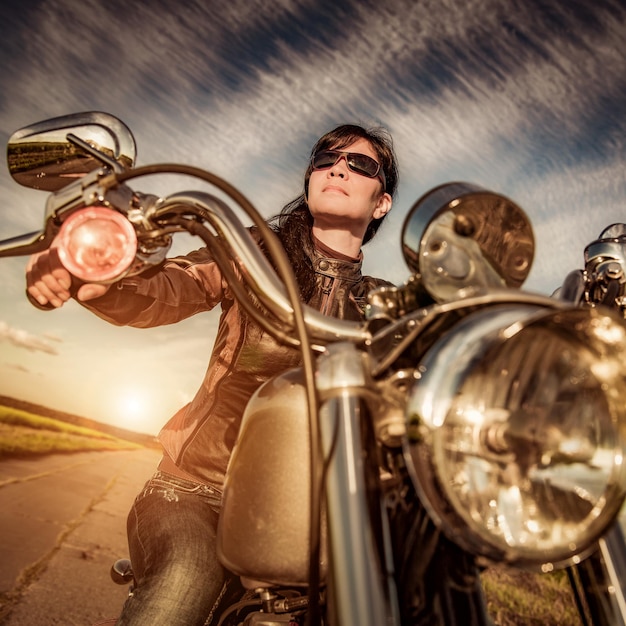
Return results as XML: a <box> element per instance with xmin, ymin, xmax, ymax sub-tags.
<box><xmin>404</xmin><ymin>303</ymin><xmax>626</xmax><ymax>570</ymax></box>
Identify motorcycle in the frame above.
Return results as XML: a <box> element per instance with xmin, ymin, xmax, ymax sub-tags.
<box><xmin>553</xmin><ymin>223</ymin><xmax>626</xmax><ymax>626</ymax></box>
<box><xmin>3</xmin><ymin>111</ymin><xmax>626</xmax><ymax>626</ymax></box>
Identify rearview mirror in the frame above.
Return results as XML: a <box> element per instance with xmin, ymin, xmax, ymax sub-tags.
<box><xmin>6</xmin><ymin>111</ymin><xmax>136</xmax><ymax>191</ymax></box>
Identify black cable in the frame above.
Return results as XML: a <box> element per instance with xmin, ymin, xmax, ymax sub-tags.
<box><xmin>112</xmin><ymin>163</ymin><xmax>324</xmax><ymax>625</ymax></box>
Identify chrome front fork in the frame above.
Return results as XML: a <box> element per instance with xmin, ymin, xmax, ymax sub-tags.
<box><xmin>316</xmin><ymin>342</ymin><xmax>399</xmax><ymax>626</ymax></box>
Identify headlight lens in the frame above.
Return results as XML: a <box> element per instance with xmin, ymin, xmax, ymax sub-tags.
<box><xmin>57</xmin><ymin>206</ymin><xmax>137</xmax><ymax>282</ymax></box>
<box><xmin>405</xmin><ymin>303</ymin><xmax>626</xmax><ymax>570</ymax></box>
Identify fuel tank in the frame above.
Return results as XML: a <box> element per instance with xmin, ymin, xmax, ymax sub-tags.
<box><xmin>216</xmin><ymin>367</ymin><xmax>326</xmax><ymax>586</ymax></box>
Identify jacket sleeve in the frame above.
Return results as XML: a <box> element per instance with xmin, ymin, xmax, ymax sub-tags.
<box><xmin>79</xmin><ymin>246</ymin><xmax>230</xmax><ymax>328</ymax></box>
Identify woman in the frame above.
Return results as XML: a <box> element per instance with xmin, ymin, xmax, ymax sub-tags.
<box><xmin>25</xmin><ymin>123</ymin><xmax>399</xmax><ymax>625</ymax></box>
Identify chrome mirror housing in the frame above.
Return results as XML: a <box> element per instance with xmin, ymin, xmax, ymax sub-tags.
<box><xmin>401</xmin><ymin>183</ymin><xmax>535</xmax><ymax>302</ymax></box>
<box><xmin>7</xmin><ymin>111</ymin><xmax>136</xmax><ymax>191</ymax></box>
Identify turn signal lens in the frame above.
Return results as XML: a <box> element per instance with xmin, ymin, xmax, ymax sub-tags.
<box><xmin>57</xmin><ymin>206</ymin><xmax>137</xmax><ymax>282</ymax></box>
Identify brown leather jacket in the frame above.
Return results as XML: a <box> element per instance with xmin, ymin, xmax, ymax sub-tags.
<box><xmin>82</xmin><ymin>239</ymin><xmax>390</xmax><ymax>487</ymax></box>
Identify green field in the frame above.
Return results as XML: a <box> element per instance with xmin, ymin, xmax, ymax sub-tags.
<box><xmin>0</xmin><ymin>405</ymin><xmax>144</xmax><ymax>457</ymax></box>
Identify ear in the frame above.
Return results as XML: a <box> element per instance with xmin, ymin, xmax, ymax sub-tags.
<box><xmin>372</xmin><ymin>192</ymin><xmax>392</xmax><ymax>220</ymax></box>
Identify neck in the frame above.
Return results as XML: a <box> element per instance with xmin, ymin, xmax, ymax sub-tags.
<box><xmin>311</xmin><ymin>225</ymin><xmax>363</xmax><ymax>259</ymax></box>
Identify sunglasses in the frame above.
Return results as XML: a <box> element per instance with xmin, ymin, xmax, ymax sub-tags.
<box><xmin>311</xmin><ymin>150</ymin><xmax>386</xmax><ymax>189</ymax></box>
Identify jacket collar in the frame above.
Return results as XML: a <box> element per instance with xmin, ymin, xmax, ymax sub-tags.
<box><xmin>311</xmin><ymin>246</ymin><xmax>363</xmax><ymax>283</ymax></box>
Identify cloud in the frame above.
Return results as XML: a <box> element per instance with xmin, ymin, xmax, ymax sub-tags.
<box><xmin>42</xmin><ymin>332</ymin><xmax>63</xmax><ymax>343</ymax></box>
<box><xmin>4</xmin><ymin>362</ymin><xmax>31</xmax><ymax>373</ymax></box>
<box><xmin>0</xmin><ymin>320</ymin><xmax>60</xmax><ymax>355</ymax></box>
<box><xmin>0</xmin><ymin>0</ymin><xmax>624</xmax><ymax>436</ymax></box>
<box><xmin>1</xmin><ymin>5</ymin><xmax>624</xmax><ymax>283</ymax></box>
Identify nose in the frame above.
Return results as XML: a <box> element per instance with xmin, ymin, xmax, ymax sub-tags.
<box><xmin>328</xmin><ymin>154</ymin><xmax>349</xmax><ymax>179</ymax></box>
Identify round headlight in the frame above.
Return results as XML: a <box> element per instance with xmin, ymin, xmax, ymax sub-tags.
<box><xmin>405</xmin><ymin>303</ymin><xmax>626</xmax><ymax>570</ymax></box>
<box><xmin>57</xmin><ymin>206</ymin><xmax>137</xmax><ymax>282</ymax></box>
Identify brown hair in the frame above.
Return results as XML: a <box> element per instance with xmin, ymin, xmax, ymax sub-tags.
<box><xmin>268</xmin><ymin>124</ymin><xmax>398</xmax><ymax>300</ymax></box>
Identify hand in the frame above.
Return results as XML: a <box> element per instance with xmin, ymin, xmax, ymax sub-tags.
<box><xmin>26</xmin><ymin>246</ymin><xmax>110</xmax><ymax>308</ymax></box>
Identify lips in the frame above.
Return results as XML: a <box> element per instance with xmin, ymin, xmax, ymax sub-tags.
<box><xmin>323</xmin><ymin>185</ymin><xmax>347</xmax><ymax>195</ymax></box>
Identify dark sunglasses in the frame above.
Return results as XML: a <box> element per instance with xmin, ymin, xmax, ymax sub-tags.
<box><xmin>311</xmin><ymin>150</ymin><xmax>386</xmax><ymax>189</ymax></box>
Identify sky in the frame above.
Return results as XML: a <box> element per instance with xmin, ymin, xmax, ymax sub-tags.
<box><xmin>0</xmin><ymin>0</ymin><xmax>625</xmax><ymax>436</ymax></box>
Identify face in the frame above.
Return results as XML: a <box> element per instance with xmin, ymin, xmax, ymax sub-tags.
<box><xmin>307</xmin><ymin>138</ymin><xmax>392</xmax><ymax>238</ymax></box>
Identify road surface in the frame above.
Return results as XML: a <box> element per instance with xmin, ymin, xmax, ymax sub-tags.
<box><xmin>0</xmin><ymin>447</ymin><xmax>161</xmax><ymax>625</ymax></box>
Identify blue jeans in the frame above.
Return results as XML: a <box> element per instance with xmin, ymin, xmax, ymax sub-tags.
<box><xmin>116</xmin><ymin>471</ymin><xmax>232</xmax><ymax>626</ymax></box>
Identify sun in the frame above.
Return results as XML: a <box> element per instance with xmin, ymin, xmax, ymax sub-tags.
<box><xmin>121</xmin><ymin>393</ymin><xmax>144</xmax><ymax>417</ymax></box>
<box><xmin>114</xmin><ymin>388</ymin><xmax>155</xmax><ymax>433</ymax></box>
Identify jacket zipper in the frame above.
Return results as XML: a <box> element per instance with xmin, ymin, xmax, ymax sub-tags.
<box><xmin>320</xmin><ymin>275</ymin><xmax>339</xmax><ymax>316</ymax></box>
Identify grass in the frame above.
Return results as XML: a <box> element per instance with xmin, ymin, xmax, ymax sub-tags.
<box><xmin>0</xmin><ymin>405</ymin><xmax>144</xmax><ymax>457</ymax></box>
<box><xmin>482</xmin><ymin>565</ymin><xmax>582</xmax><ymax>625</ymax></box>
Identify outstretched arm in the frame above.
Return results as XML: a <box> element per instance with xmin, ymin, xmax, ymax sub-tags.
<box><xmin>26</xmin><ymin>245</ymin><xmax>109</xmax><ymax>308</ymax></box>
<box><xmin>25</xmin><ymin>244</ymin><xmax>229</xmax><ymax>328</ymax></box>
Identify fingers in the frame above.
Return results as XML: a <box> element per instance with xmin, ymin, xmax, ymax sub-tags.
<box><xmin>76</xmin><ymin>283</ymin><xmax>110</xmax><ymax>301</ymax></box>
<box><xmin>26</xmin><ymin>247</ymin><xmax>73</xmax><ymax>308</ymax></box>
<box><xmin>26</xmin><ymin>247</ymin><xmax>113</xmax><ymax>308</ymax></box>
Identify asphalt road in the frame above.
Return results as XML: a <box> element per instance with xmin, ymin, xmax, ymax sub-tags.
<box><xmin>0</xmin><ymin>447</ymin><xmax>161</xmax><ymax>626</ymax></box>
